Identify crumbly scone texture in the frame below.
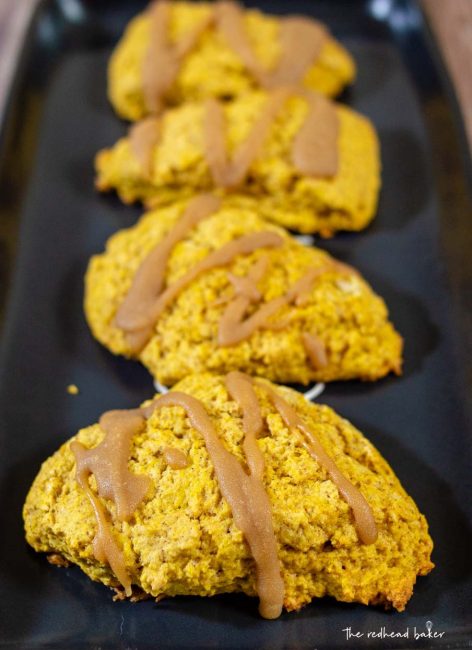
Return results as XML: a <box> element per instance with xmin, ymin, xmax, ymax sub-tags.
<box><xmin>84</xmin><ymin>199</ymin><xmax>402</xmax><ymax>386</ymax></box>
<box><xmin>23</xmin><ymin>375</ymin><xmax>434</xmax><ymax>613</ymax></box>
<box><xmin>96</xmin><ymin>92</ymin><xmax>380</xmax><ymax>235</ymax></box>
<box><xmin>108</xmin><ymin>2</ymin><xmax>356</xmax><ymax>121</ymax></box>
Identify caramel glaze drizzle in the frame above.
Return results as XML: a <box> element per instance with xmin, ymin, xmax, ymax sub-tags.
<box><xmin>162</xmin><ymin>446</ymin><xmax>188</xmax><ymax>469</ymax></box>
<box><xmin>228</xmin><ymin>256</ymin><xmax>268</xmax><ymax>304</ymax></box>
<box><xmin>225</xmin><ymin>371</ymin><xmax>264</xmax><ymax>475</ymax></box>
<box><xmin>219</xmin><ymin>258</ymin><xmax>359</xmax><ymax>370</ymax></box>
<box><xmin>225</xmin><ymin>371</ymin><xmax>284</xmax><ymax>618</ymax></box>
<box><xmin>143</xmin><ymin>1</ymin><xmax>214</xmax><ymax>114</ymax></box>
<box><xmin>115</xmin><ymin>194</ymin><xmax>221</xmax><ymax>351</ymax></box>
<box><xmin>116</xmin><ymin>215</ymin><xmax>284</xmax><ymax>353</ymax></box>
<box><xmin>129</xmin><ymin>118</ymin><xmax>161</xmax><ymax>178</ymax></box>
<box><xmin>214</xmin><ymin>2</ymin><xmax>327</xmax><ymax>89</ymax></box>
<box><xmin>302</xmin><ymin>332</ymin><xmax>328</xmax><ymax>370</ymax></box>
<box><xmin>147</xmin><ymin>391</ymin><xmax>284</xmax><ymax>619</ymax></box>
<box><xmin>204</xmin><ymin>88</ymin><xmax>339</xmax><ymax>188</ymax></box>
<box><xmin>218</xmin><ymin>255</ymin><xmax>287</xmax><ymax>346</ymax></box>
<box><xmin>292</xmin><ymin>91</ymin><xmax>338</xmax><ymax>177</ymax></box>
<box><xmin>71</xmin><ymin>409</ymin><xmax>151</xmax><ymax>596</ymax></box>
<box><xmin>204</xmin><ymin>88</ymin><xmax>290</xmax><ymax>188</ymax></box>
<box><xmin>256</xmin><ymin>380</ymin><xmax>378</xmax><ymax>545</ymax></box>
<box><xmin>219</xmin><ymin>259</ymin><xmax>335</xmax><ymax>368</ymax></box>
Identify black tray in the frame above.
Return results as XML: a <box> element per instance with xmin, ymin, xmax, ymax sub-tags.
<box><xmin>0</xmin><ymin>1</ymin><xmax>471</xmax><ymax>648</ymax></box>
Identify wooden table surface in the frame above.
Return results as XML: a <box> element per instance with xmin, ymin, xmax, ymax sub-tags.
<box><xmin>422</xmin><ymin>0</ymin><xmax>472</xmax><ymax>152</ymax></box>
<box><xmin>0</xmin><ymin>0</ymin><xmax>35</xmax><ymax>125</ymax></box>
<box><xmin>0</xmin><ymin>0</ymin><xmax>471</xmax><ymax>152</ymax></box>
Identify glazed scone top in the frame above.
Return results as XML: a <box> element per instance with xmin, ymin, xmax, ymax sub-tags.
<box><xmin>70</xmin><ymin>372</ymin><xmax>378</xmax><ymax>618</ymax></box>
<box><xmin>24</xmin><ymin>374</ymin><xmax>434</xmax><ymax>618</ymax></box>
<box><xmin>109</xmin><ymin>1</ymin><xmax>356</xmax><ymax>120</ymax></box>
<box><xmin>95</xmin><ymin>90</ymin><xmax>380</xmax><ymax>235</ymax></box>
<box><xmin>85</xmin><ymin>196</ymin><xmax>402</xmax><ymax>386</ymax></box>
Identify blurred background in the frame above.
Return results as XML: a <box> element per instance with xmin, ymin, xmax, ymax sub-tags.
<box><xmin>0</xmin><ymin>0</ymin><xmax>471</xmax><ymax>151</ymax></box>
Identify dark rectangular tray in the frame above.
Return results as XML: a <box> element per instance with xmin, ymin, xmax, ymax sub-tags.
<box><xmin>0</xmin><ymin>1</ymin><xmax>471</xmax><ymax>648</ymax></box>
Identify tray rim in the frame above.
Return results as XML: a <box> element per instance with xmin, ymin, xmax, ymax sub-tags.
<box><xmin>0</xmin><ymin>1</ymin><xmax>471</xmax><ymax>649</ymax></box>
<box><xmin>0</xmin><ymin>0</ymin><xmax>46</xmax><ymax>164</ymax></box>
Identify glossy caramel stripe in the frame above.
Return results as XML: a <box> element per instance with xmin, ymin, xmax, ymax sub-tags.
<box><xmin>214</xmin><ymin>2</ymin><xmax>327</xmax><ymax>88</ymax></box>
<box><xmin>227</xmin><ymin>256</ymin><xmax>268</xmax><ymax>302</ymax></box>
<box><xmin>257</xmin><ymin>381</ymin><xmax>378</xmax><ymax>545</ymax></box>
<box><xmin>292</xmin><ymin>91</ymin><xmax>339</xmax><ymax>177</ymax></box>
<box><xmin>129</xmin><ymin>118</ymin><xmax>161</xmax><ymax>177</ymax></box>
<box><xmin>225</xmin><ymin>371</ymin><xmax>264</xmax><ymax>475</ymax></box>
<box><xmin>302</xmin><ymin>332</ymin><xmax>328</xmax><ymax>369</ymax></box>
<box><xmin>71</xmin><ymin>409</ymin><xmax>151</xmax><ymax>596</ymax></box>
<box><xmin>163</xmin><ymin>446</ymin><xmax>188</xmax><ymax>469</ymax></box>
<box><xmin>225</xmin><ymin>371</ymin><xmax>284</xmax><ymax>618</ymax></box>
<box><xmin>219</xmin><ymin>259</ymin><xmax>332</xmax><ymax>364</ymax></box>
<box><xmin>214</xmin><ymin>0</ymin><xmax>336</xmax><ymax>177</ymax></box>
<box><xmin>204</xmin><ymin>89</ymin><xmax>290</xmax><ymax>188</ymax></box>
<box><xmin>143</xmin><ymin>1</ymin><xmax>213</xmax><ymax>114</ymax></box>
<box><xmin>218</xmin><ymin>256</ymin><xmax>284</xmax><ymax>346</ymax></box>
<box><xmin>115</xmin><ymin>194</ymin><xmax>221</xmax><ymax>351</ymax></box>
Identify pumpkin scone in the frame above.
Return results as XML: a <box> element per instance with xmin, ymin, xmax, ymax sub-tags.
<box><xmin>96</xmin><ymin>89</ymin><xmax>380</xmax><ymax>235</ymax></box>
<box><xmin>23</xmin><ymin>373</ymin><xmax>434</xmax><ymax>618</ymax></box>
<box><xmin>109</xmin><ymin>1</ymin><xmax>356</xmax><ymax>121</ymax></box>
<box><xmin>84</xmin><ymin>195</ymin><xmax>402</xmax><ymax>386</ymax></box>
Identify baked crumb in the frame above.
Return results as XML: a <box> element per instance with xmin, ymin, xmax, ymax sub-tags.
<box><xmin>108</xmin><ymin>2</ymin><xmax>356</xmax><ymax>121</ymax></box>
<box><xmin>24</xmin><ymin>375</ymin><xmax>433</xmax><ymax>615</ymax></box>
<box><xmin>95</xmin><ymin>91</ymin><xmax>379</xmax><ymax>235</ymax></box>
<box><xmin>84</xmin><ymin>199</ymin><xmax>402</xmax><ymax>386</ymax></box>
<box><xmin>47</xmin><ymin>553</ymin><xmax>70</xmax><ymax>567</ymax></box>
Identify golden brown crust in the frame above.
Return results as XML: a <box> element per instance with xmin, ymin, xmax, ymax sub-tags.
<box><xmin>24</xmin><ymin>375</ymin><xmax>434</xmax><ymax>614</ymax></box>
<box><xmin>108</xmin><ymin>2</ymin><xmax>356</xmax><ymax>121</ymax></box>
<box><xmin>95</xmin><ymin>92</ymin><xmax>380</xmax><ymax>235</ymax></box>
<box><xmin>46</xmin><ymin>553</ymin><xmax>70</xmax><ymax>568</ymax></box>
<box><xmin>84</xmin><ymin>198</ymin><xmax>402</xmax><ymax>386</ymax></box>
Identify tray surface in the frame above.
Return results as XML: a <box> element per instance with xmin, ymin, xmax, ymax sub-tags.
<box><xmin>0</xmin><ymin>1</ymin><xmax>471</xmax><ymax>648</ymax></box>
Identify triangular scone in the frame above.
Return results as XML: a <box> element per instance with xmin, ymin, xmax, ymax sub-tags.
<box><xmin>84</xmin><ymin>196</ymin><xmax>401</xmax><ymax>386</ymax></box>
<box><xmin>109</xmin><ymin>1</ymin><xmax>355</xmax><ymax>122</ymax></box>
<box><xmin>24</xmin><ymin>374</ymin><xmax>434</xmax><ymax>618</ymax></box>
<box><xmin>95</xmin><ymin>90</ymin><xmax>379</xmax><ymax>236</ymax></box>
